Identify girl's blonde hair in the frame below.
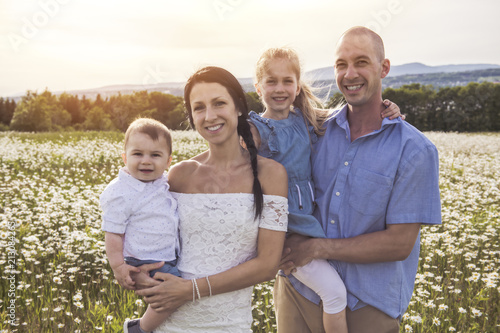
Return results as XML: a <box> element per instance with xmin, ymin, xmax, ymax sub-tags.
<box><xmin>255</xmin><ymin>47</ymin><xmax>332</xmax><ymax>135</ymax></box>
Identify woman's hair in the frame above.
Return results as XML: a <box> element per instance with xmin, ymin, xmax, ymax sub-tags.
<box><xmin>184</xmin><ymin>66</ymin><xmax>264</xmax><ymax>219</ymax></box>
<box><xmin>255</xmin><ymin>47</ymin><xmax>332</xmax><ymax>136</ymax></box>
<box><xmin>124</xmin><ymin>118</ymin><xmax>172</xmax><ymax>154</ymax></box>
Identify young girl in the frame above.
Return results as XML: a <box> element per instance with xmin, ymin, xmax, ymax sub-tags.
<box><xmin>249</xmin><ymin>47</ymin><xmax>402</xmax><ymax>333</ymax></box>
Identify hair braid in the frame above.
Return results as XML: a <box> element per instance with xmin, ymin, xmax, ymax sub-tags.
<box><xmin>184</xmin><ymin>66</ymin><xmax>264</xmax><ymax>220</ymax></box>
<box><xmin>238</xmin><ymin>116</ymin><xmax>263</xmax><ymax>220</ymax></box>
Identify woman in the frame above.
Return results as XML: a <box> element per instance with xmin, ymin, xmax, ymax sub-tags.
<box><xmin>132</xmin><ymin>66</ymin><xmax>289</xmax><ymax>332</ymax></box>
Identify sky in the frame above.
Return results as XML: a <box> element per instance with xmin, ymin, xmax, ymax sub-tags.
<box><xmin>1</xmin><ymin>0</ymin><xmax>499</xmax><ymax>97</ymax></box>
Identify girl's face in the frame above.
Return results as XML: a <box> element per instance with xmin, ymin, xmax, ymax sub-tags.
<box><xmin>256</xmin><ymin>58</ymin><xmax>300</xmax><ymax>118</ymax></box>
<box><xmin>189</xmin><ymin>82</ymin><xmax>240</xmax><ymax>145</ymax></box>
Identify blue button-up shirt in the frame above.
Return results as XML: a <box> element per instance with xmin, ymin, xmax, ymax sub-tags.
<box><xmin>289</xmin><ymin>105</ymin><xmax>441</xmax><ymax>319</ymax></box>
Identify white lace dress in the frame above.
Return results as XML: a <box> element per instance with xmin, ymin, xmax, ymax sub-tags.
<box><xmin>155</xmin><ymin>193</ymin><xmax>288</xmax><ymax>333</ymax></box>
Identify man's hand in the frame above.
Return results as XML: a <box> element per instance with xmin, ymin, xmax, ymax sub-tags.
<box><xmin>279</xmin><ymin>234</ymin><xmax>317</xmax><ymax>275</ymax></box>
<box><xmin>111</xmin><ymin>263</ymin><xmax>141</xmax><ymax>290</ymax></box>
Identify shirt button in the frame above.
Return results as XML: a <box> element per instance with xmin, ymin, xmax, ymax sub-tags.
<box><xmin>330</xmin><ymin>220</ymin><xmax>335</xmax><ymax>224</ymax></box>
<box><xmin>336</xmin><ymin>192</ymin><xmax>340</xmax><ymax>196</ymax></box>
<box><xmin>344</xmin><ymin>161</ymin><xmax>349</xmax><ymax>166</ymax></box>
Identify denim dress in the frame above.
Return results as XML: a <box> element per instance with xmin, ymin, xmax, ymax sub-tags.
<box><xmin>249</xmin><ymin>108</ymin><xmax>326</xmax><ymax>238</ymax></box>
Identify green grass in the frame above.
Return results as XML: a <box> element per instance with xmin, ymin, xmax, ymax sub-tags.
<box><xmin>0</xmin><ymin>131</ymin><xmax>499</xmax><ymax>332</ymax></box>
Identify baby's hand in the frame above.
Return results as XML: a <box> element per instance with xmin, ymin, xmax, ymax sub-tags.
<box><xmin>381</xmin><ymin>99</ymin><xmax>406</xmax><ymax>120</ymax></box>
<box><xmin>112</xmin><ymin>263</ymin><xmax>141</xmax><ymax>290</ymax></box>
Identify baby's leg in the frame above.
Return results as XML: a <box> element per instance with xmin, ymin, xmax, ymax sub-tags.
<box><xmin>139</xmin><ymin>305</ymin><xmax>171</xmax><ymax>332</ymax></box>
<box><xmin>292</xmin><ymin>259</ymin><xmax>348</xmax><ymax>333</ymax></box>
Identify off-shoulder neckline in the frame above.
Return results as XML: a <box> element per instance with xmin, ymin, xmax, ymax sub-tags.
<box><xmin>171</xmin><ymin>192</ymin><xmax>286</xmax><ymax>200</ymax></box>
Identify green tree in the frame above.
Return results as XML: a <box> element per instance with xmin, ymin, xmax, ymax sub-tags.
<box><xmin>10</xmin><ymin>91</ymin><xmax>52</xmax><ymax>131</ymax></box>
<box><xmin>325</xmin><ymin>92</ymin><xmax>345</xmax><ymax>109</ymax></box>
<box><xmin>0</xmin><ymin>98</ymin><xmax>16</xmax><ymax>126</ymax></box>
<box><xmin>59</xmin><ymin>93</ymin><xmax>83</xmax><ymax>125</ymax></box>
<box><xmin>148</xmin><ymin>92</ymin><xmax>184</xmax><ymax>129</ymax></box>
<box><xmin>168</xmin><ymin>103</ymin><xmax>189</xmax><ymax>130</ymax></box>
<box><xmin>10</xmin><ymin>90</ymin><xmax>70</xmax><ymax>131</ymax></box>
<box><xmin>0</xmin><ymin>98</ymin><xmax>5</xmax><ymax>125</ymax></box>
<box><xmin>108</xmin><ymin>92</ymin><xmax>152</xmax><ymax>131</ymax></box>
<box><xmin>383</xmin><ymin>84</ymin><xmax>435</xmax><ymax>131</ymax></box>
<box><xmin>245</xmin><ymin>92</ymin><xmax>264</xmax><ymax>114</ymax></box>
<box><xmin>83</xmin><ymin>106</ymin><xmax>115</xmax><ymax>131</ymax></box>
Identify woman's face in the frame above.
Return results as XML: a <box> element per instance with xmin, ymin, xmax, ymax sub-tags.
<box><xmin>189</xmin><ymin>82</ymin><xmax>240</xmax><ymax>145</ymax></box>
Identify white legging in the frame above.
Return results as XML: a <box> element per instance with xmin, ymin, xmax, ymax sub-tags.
<box><xmin>292</xmin><ymin>259</ymin><xmax>347</xmax><ymax>314</ymax></box>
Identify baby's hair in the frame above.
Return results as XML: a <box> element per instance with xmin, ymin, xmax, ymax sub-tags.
<box><xmin>124</xmin><ymin>118</ymin><xmax>172</xmax><ymax>155</ymax></box>
<box><xmin>255</xmin><ymin>47</ymin><xmax>331</xmax><ymax>135</ymax></box>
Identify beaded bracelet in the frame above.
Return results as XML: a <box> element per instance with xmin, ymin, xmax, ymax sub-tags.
<box><xmin>192</xmin><ymin>278</ymin><xmax>201</xmax><ymax>301</ymax></box>
<box><xmin>191</xmin><ymin>278</ymin><xmax>196</xmax><ymax>303</ymax></box>
<box><xmin>206</xmin><ymin>276</ymin><xmax>212</xmax><ymax>297</ymax></box>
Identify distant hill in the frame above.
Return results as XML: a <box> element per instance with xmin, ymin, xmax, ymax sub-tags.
<box><xmin>304</xmin><ymin>62</ymin><xmax>500</xmax><ymax>81</ymax></box>
<box><xmin>9</xmin><ymin>63</ymin><xmax>500</xmax><ymax>101</ymax></box>
<box><xmin>309</xmin><ymin>67</ymin><xmax>500</xmax><ymax>100</ymax></box>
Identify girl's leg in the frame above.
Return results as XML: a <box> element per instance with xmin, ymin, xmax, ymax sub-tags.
<box><xmin>292</xmin><ymin>259</ymin><xmax>348</xmax><ymax>333</ymax></box>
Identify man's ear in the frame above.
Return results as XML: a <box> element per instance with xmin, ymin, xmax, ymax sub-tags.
<box><xmin>381</xmin><ymin>58</ymin><xmax>390</xmax><ymax>79</ymax></box>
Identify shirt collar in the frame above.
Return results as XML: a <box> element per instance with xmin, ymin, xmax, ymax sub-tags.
<box><xmin>331</xmin><ymin>104</ymin><xmax>402</xmax><ymax>136</ymax></box>
<box><xmin>118</xmin><ymin>167</ymin><xmax>169</xmax><ymax>192</ymax></box>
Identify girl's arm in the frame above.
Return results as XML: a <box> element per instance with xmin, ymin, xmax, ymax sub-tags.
<box><xmin>105</xmin><ymin>232</ymin><xmax>140</xmax><ymax>290</ymax></box>
<box><xmin>381</xmin><ymin>99</ymin><xmax>405</xmax><ymax>120</ymax></box>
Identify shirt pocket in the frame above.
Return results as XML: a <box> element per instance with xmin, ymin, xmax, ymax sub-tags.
<box><xmin>348</xmin><ymin>167</ymin><xmax>393</xmax><ymax>217</ymax></box>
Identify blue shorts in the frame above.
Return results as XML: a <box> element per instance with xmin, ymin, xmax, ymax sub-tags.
<box><xmin>124</xmin><ymin>257</ymin><xmax>181</xmax><ymax>279</ymax></box>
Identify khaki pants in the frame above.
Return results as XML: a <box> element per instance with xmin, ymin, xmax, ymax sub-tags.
<box><xmin>273</xmin><ymin>275</ymin><xmax>400</xmax><ymax>333</ymax></box>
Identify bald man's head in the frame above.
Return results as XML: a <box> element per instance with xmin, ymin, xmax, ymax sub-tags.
<box><xmin>336</xmin><ymin>26</ymin><xmax>385</xmax><ymax>62</ymax></box>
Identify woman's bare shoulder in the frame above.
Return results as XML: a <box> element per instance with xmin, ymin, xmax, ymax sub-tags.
<box><xmin>168</xmin><ymin>152</ymin><xmax>208</xmax><ymax>191</ymax></box>
<box><xmin>257</xmin><ymin>156</ymin><xmax>287</xmax><ymax>197</ymax></box>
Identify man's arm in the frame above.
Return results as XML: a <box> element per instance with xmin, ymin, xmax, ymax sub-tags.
<box><xmin>280</xmin><ymin>223</ymin><xmax>421</xmax><ymax>274</ymax></box>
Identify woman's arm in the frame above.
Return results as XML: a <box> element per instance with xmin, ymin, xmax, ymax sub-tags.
<box><xmin>136</xmin><ymin>227</ymin><xmax>286</xmax><ymax>312</ymax></box>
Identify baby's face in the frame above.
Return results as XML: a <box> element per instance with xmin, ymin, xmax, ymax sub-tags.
<box><xmin>122</xmin><ymin>132</ymin><xmax>172</xmax><ymax>182</ymax></box>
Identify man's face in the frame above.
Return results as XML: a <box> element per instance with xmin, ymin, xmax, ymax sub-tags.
<box><xmin>334</xmin><ymin>34</ymin><xmax>389</xmax><ymax>108</ymax></box>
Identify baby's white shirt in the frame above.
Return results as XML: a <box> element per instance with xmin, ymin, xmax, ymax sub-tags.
<box><xmin>100</xmin><ymin>168</ymin><xmax>179</xmax><ymax>261</ymax></box>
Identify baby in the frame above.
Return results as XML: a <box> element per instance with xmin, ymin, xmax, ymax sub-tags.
<box><xmin>100</xmin><ymin>118</ymin><xmax>179</xmax><ymax>333</ymax></box>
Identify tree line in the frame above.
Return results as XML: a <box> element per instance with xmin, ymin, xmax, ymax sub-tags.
<box><xmin>0</xmin><ymin>90</ymin><xmax>264</xmax><ymax>133</ymax></box>
<box><xmin>328</xmin><ymin>81</ymin><xmax>500</xmax><ymax>132</ymax></box>
<box><xmin>1</xmin><ymin>81</ymin><xmax>499</xmax><ymax>133</ymax></box>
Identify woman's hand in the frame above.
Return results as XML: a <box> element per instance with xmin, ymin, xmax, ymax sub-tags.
<box><xmin>135</xmin><ymin>273</ymin><xmax>192</xmax><ymax>313</ymax></box>
<box><xmin>130</xmin><ymin>262</ymin><xmax>163</xmax><ymax>290</ymax></box>
<box><xmin>381</xmin><ymin>99</ymin><xmax>406</xmax><ymax>120</ymax></box>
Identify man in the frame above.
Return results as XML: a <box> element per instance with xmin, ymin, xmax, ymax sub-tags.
<box><xmin>274</xmin><ymin>26</ymin><xmax>442</xmax><ymax>333</ymax></box>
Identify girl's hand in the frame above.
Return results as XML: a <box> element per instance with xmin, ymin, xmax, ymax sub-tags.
<box><xmin>381</xmin><ymin>99</ymin><xmax>406</xmax><ymax>120</ymax></box>
<box><xmin>112</xmin><ymin>263</ymin><xmax>141</xmax><ymax>290</ymax></box>
<box><xmin>135</xmin><ymin>273</ymin><xmax>192</xmax><ymax>313</ymax></box>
